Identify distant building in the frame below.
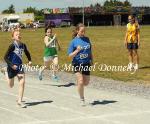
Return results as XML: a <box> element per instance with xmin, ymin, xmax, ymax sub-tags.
<box><xmin>44</xmin><ymin>8</ymin><xmax>71</xmax><ymax>27</ymax></box>
<box><xmin>0</xmin><ymin>13</ymin><xmax>34</xmax><ymax>24</ymax></box>
<box><xmin>44</xmin><ymin>6</ymin><xmax>150</xmax><ymax>26</ymax></box>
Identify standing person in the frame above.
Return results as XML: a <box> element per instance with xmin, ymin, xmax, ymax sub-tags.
<box><xmin>125</xmin><ymin>15</ymin><xmax>140</xmax><ymax>70</ymax></box>
<box><xmin>68</xmin><ymin>23</ymin><xmax>93</xmax><ymax>106</ymax></box>
<box><xmin>2</xmin><ymin>30</ymin><xmax>32</xmax><ymax>108</ymax></box>
<box><xmin>38</xmin><ymin>27</ymin><xmax>61</xmax><ymax>81</ymax></box>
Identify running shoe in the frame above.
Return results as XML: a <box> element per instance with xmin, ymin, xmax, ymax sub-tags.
<box><xmin>134</xmin><ymin>64</ymin><xmax>139</xmax><ymax>70</ymax></box>
<box><xmin>52</xmin><ymin>75</ymin><xmax>59</xmax><ymax>82</ymax></box>
<box><xmin>128</xmin><ymin>62</ymin><xmax>133</xmax><ymax>70</ymax></box>
<box><xmin>17</xmin><ymin>102</ymin><xmax>27</xmax><ymax>108</ymax></box>
<box><xmin>80</xmin><ymin>99</ymin><xmax>86</xmax><ymax>106</ymax></box>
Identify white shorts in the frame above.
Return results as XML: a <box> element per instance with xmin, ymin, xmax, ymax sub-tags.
<box><xmin>43</xmin><ymin>55</ymin><xmax>58</xmax><ymax>62</ymax></box>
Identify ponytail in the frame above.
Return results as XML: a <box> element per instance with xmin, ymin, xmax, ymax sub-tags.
<box><xmin>72</xmin><ymin>29</ymin><xmax>78</xmax><ymax>39</ymax></box>
<box><xmin>72</xmin><ymin>23</ymin><xmax>85</xmax><ymax>39</ymax></box>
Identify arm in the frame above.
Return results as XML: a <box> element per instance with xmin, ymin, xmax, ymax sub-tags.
<box><xmin>44</xmin><ymin>35</ymin><xmax>56</xmax><ymax>47</ymax></box>
<box><xmin>124</xmin><ymin>24</ymin><xmax>129</xmax><ymax>47</ymax></box>
<box><xmin>89</xmin><ymin>38</ymin><xmax>93</xmax><ymax>65</ymax></box>
<box><xmin>124</xmin><ymin>31</ymin><xmax>128</xmax><ymax>47</ymax></box>
<box><xmin>68</xmin><ymin>40</ymin><xmax>82</xmax><ymax>58</ymax></box>
<box><xmin>56</xmin><ymin>38</ymin><xmax>61</xmax><ymax>51</ymax></box>
<box><xmin>23</xmin><ymin>44</ymin><xmax>32</xmax><ymax>64</ymax></box>
<box><xmin>90</xmin><ymin>46</ymin><xmax>93</xmax><ymax>65</ymax></box>
<box><xmin>4</xmin><ymin>44</ymin><xmax>15</xmax><ymax>67</ymax></box>
<box><xmin>137</xmin><ymin>32</ymin><xmax>140</xmax><ymax>46</ymax></box>
<box><xmin>137</xmin><ymin>26</ymin><xmax>140</xmax><ymax>46</ymax></box>
<box><xmin>69</xmin><ymin>46</ymin><xmax>81</xmax><ymax>58</ymax></box>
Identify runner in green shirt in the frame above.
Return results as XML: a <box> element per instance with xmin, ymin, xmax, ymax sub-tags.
<box><xmin>39</xmin><ymin>27</ymin><xmax>61</xmax><ymax>81</ymax></box>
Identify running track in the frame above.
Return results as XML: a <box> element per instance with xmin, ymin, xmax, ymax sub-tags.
<box><xmin>0</xmin><ymin>72</ymin><xmax>150</xmax><ymax>124</ymax></box>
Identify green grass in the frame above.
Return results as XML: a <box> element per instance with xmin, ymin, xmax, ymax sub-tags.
<box><xmin>0</xmin><ymin>26</ymin><xmax>150</xmax><ymax>82</ymax></box>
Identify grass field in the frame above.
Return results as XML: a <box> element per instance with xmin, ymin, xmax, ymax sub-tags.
<box><xmin>0</xmin><ymin>26</ymin><xmax>150</xmax><ymax>82</ymax></box>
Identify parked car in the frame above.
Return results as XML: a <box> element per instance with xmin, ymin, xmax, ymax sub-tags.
<box><xmin>0</xmin><ymin>22</ymin><xmax>2</xmax><ymax>30</ymax></box>
<box><xmin>37</xmin><ymin>20</ymin><xmax>45</xmax><ymax>28</ymax></box>
<box><xmin>45</xmin><ymin>21</ymin><xmax>56</xmax><ymax>28</ymax></box>
<box><xmin>19</xmin><ymin>22</ymin><xmax>26</xmax><ymax>29</ymax></box>
<box><xmin>60</xmin><ymin>21</ymin><xmax>71</xmax><ymax>27</ymax></box>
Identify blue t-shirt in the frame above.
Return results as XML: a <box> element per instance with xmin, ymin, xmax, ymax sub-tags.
<box><xmin>4</xmin><ymin>41</ymin><xmax>31</xmax><ymax>71</ymax></box>
<box><xmin>8</xmin><ymin>42</ymin><xmax>24</xmax><ymax>66</ymax></box>
<box><xmin>68</xmin><ymin>36</ymin><xmax>92</xmax><ymax>64</ymax></box>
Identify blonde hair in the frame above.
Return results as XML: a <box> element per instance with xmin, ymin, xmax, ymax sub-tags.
<box><xmin>11</xmin><ymin>30</ymin><xmax>20</xmax><ymax>40</ymax></box>
<box><xmin>128</xmin><ymin>15</ymin><xmax>136</xmax><ymax>23</ymax></box>
<box><xmin>72</xmin><ymin>23</ymin><xmax>85</xmax><ymax>39</ymax></box>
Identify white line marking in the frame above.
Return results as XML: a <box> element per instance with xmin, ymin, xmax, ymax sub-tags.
<box><xmin>0</xmin><ymin>77</ymin><xmax>79</xmax><ymax>99</ymax></box>
<box><xmin>25</xmin><ymin>84</ymin><xmax>134</xmax><ymax>111</ymax></box>
<box><xmin>0</xmin><ymin>89</ymin><xmax>87</xmax><ymax>116</ymax></box>
<box><xmin>20</xmin><ymin>121</ymin><xmax>48</xmax><ymax>124</ymax></box>
<box><xmin>1</xmin><ymin>76</ymin><xmax>150</xmax><ymax>124</ymax></box>
<box><xmin>0</xmin><ymin>78</ymin><xmax>149</xmax><ymax>115</ymax></box>
<box><xmin>1</xmin><ymin>86</ymin><xmax>150</xmax><ymax>124</ymax></box>
<box><xmin>0</xmin><ymin>106</ymin><xmax>43</xmax><ymax>122</ymax></box>
<box><xmin>20</xmin><ymin>116</ymin><xmax>123</xmax><ymax>124</ymax></box>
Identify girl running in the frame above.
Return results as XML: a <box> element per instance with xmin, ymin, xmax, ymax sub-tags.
<box><xmin>38</xmin><ymin>27</ymin><xmax>61</xmax><ymax>81</ymax></box>
<box><xmin>3</xmin><ymin>30</ymin><xmax>32</xmax><ymax>108</ymax></box>
<box><xmin>125</xmin><ymin>15</ymin><xmax>140</xmax><ymax>70</ymax></box>
<box><xmin>68</xmin><ymin>23</ymin><xmax>93</xmax><ymax>106</ymax></box>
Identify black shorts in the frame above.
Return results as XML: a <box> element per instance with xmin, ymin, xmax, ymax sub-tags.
<box><xmin>127</xmin><ymin>43</ymin><xmax>138</xmax><ymax>50</ymax></box>
<box><xmin>73</xmin><ymin>63</ymin><xmax>91</xmax><ymax>75</ymax></box>
<box><xmin>7</xmin><ymin>66</ymin><xmax>24</xmax><ymax>79</ymax></box>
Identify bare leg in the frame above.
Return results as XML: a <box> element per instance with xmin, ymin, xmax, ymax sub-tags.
<box><xmin>133</xmin><ymin>49</ymin><xmax>139</xmax><ymax>70</ymax></box>
<box><xmin>52</xmin><ymin>57</ymin><xmax>58</xmax><ymax>76</ymax></box>
<box><xmin>128</xmin><ymin>49</ymin><xmax>133</xmax><ymax>64</ymax></box>
<box><xmin>8</xmin><ymin>78</ymin><xmax>15</xmax><ymax>88</ymax></box>
<box><xmin>39</xmin><ymin>61</ymin><xmax>50</xmax><ymax>80</ymax></box>
<box><xmin>17</xmin><ymin>74</ymin><xmax>25</xmax><ymax>103</ymax></box>
<box><xmin>133</xmin><ymin>49</ymin><xmax>139</xmax><ymax>64</ymax></box>
<box><xmin>75</xmin><ymin>72</ymin><xmax>84</xmax><ymax>99</ymax></box>
<box><xmin>40</xmin><ymin>61</ymin><xmax>50</xmax><ymax>73</ymax></box>
<box><xmin>83</xmin><ymin>75</ymin><xmax>90</xmax><ymax>86</ymax></box>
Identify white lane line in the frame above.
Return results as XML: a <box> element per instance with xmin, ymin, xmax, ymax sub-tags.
<box><xmin>20</xmin><ymin>121</ymin><xmax>49</xmax><ymax>124</ymax></box>
<box><xmin>1</xmin><ymin>78</ymin><xmax>150</xmax><ymax>115</ymax></box>
<box><xmin>26</xmin><ymin>84</ymin><xmax>79</xmax><ymax>98</ymax></box>
<box><xmin>1</xmin><ymin>84</ymin><xmax>150</xmax><ymax>124</ymax></box>
<box><xmin>0</xmin><ymin>89</ymin><xmax>88</xmax><ymax>116</ymax></box>
<box><xmin>0</xmin><ymin>77</ymin><xmax>79</xmax><ymax>99</ymax></box>
<box><xmin>20</xmin><ymin>116</ymin><xmax>122</xmax><ymax>124</ymax></box>
<box><xmin>0</xmin><ymin>78</ymin><xmax>89</xmax><ymax>116</ymax></box>
<box><xmin>0</xmin><ymin>78</ymin><xmax>146</xmax><ymax>113</ymax></box>
<box><xmin>20</xmin><ymin>121</ymin><xmax>48</xmax><ymax>124</ymax></box>
<box><xmin>1</xmin><ymin>88</ymin><xmax>150</xmax><ymax>119</ymax></box>
<box><xmin>1</xmin><ymin>88</ymin><xmax>150</xmax><ymax>124</ymax></box>
<box><xmin>31</xmin><ymin>111</ymin><xmax>150</xmax><ymax>124</ymax></box>
<box><xmin>25</xmin><ymin>84</ymin><xmax>135</xmax><ymax>111</ymax></box>
<box><xmin>0</xmin><ymin>106</ymin><xmax>43</xmax><ymax>122</ymax></box>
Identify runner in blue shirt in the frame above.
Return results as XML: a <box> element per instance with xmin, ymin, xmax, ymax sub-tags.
<box><xmin>2</xmin><ymin>30</ymin><xmax>32</xmax><ymax>108</ymax></box>
<box><xmin>68</xmin><ymin>23</ymin><xmax>93</xmax><ymax>106</ymax></box>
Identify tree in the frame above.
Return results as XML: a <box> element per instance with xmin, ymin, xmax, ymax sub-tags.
<box><xmin>94</xmin><ymin>3</ymin><xmax>103</xmax><ymax>13</ymax></box>
<box><xmin>103</xmin><ymin>0</ymin><xmax>131</xmax><ymax>12</ymax></box>
<box><xmin>2</xmin><ymin>4</ymin><xmax>15</xmax><ymax>14</ymax></box>
<box><xmin>23</xmin><ymin>7</ymin><xmax>44</xmax><ymax>21</ymax></box>
<box><xmin>103</xmin><ymin>0</ymin><xmax>131</xmax><ymax>7</ymax></box>
<box><xmin>124</xmin><ymin>0</ymin><xmax>132</xmax><ymax>7</ymax></box>
<box><xmin>23</xmin><ymin>7</ymin><xmax>37</xmax><ymax>14</ymax></box>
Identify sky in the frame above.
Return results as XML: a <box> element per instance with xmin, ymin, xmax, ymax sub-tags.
<box><xmin>0</xmin><ymin>0</ymin><xmax>150</xmax><ymax>12</ymax></box>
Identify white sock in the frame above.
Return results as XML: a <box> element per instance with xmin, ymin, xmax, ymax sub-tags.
<box><xmin>80</xmin><ymin>97</ymin><xmax>85</xmax><ymax>101</ymax></box>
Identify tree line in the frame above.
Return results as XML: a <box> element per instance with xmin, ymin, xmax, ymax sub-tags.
<box><xmin>1</xmin><ymin>0</ymin><xmax>132</xmax><ymax>21</ymax></box>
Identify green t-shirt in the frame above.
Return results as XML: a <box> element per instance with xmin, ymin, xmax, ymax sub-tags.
<box><xmin>44</xmin><ymin>36</ymin><xmax>57</xmax><ymax>57</ymax></box>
